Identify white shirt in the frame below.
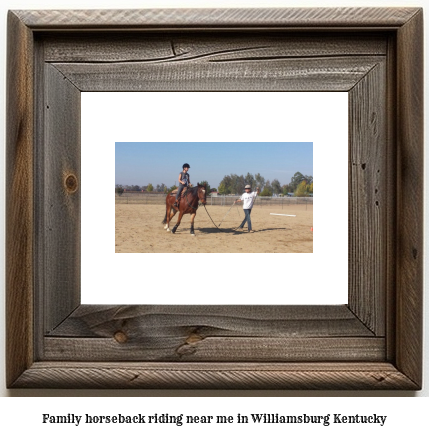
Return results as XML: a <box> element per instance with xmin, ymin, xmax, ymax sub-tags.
<box><xmin>240</xmin><ymin>191</ymin><xmax>258</xmax><ymax>209</ymax></box>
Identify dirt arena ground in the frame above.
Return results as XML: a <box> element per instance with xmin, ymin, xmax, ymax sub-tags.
<box><xmin>115</xmin><ymin>203</ymin><xmax>313</xmax><ymax>253</ymax></box>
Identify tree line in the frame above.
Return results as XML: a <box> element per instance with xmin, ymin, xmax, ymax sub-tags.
<box><xmin>115</xmin><ymin>183</ymin><xmax>167</xmax><ymax>194</ymax></box>
<box><xmin>115</xmin><ymin>180</ymin><xmax>214</xmax><ymax>196</ymax></box>
<box><xmin>218</xmin><ymin>172</ymin><xmax>313</xmax><ymax>197</ymax></box>
<box><xmin>115</xmin><ymin>172</ymin><xmax>313</xmax><ymax>197</ymax></box>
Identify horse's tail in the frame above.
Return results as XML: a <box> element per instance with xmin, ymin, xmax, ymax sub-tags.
<box><xmin>162</xmin><ymin>195</ymin><xmax>170</xmax><ymax>224</ymax></box>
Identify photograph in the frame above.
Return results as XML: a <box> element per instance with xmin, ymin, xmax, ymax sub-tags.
<box><xmin>81</xmin><ymin>91</ymin><xmax>346</xmax><ymax>306</ymax></box>
<box><xmin>115</xmin><ymin>142</ymin><xmax>313</xmax><ymax>253</ymax></box>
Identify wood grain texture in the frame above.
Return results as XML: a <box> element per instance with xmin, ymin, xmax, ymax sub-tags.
<box><xmin>11</xmin><ymin>362</ymin><xmax>419</xmax><ymax>390</ymax></box>
<box><xmin>52</xmin><ymin>56</ymin><xmax>383</xmax><ymax>92</ymax></box>
<box><xmin>47</xmin><ymin>305</ymin><xmax>375</xmax><ymax>338</ymax></box>
<box><xmin>43</xmin><ymin>305</ymin><xmax>380</xmax><ymax>362</ymax></box>
<box><xmin>384</xmin><ymin>34</ymin><xmax>398</xmax><ymax>363</ymax></box>
<box><xmin>33</xmin><ymin>38</ymin><xmax>47</xmax><ymax>361</ymax></box>
<box><xmin>395</xmin><ymin>9</ymin><xmax>423</xmax><ymax>388</ymax></box>
<box><xmin>348</xmin><ymin>62</ymin><xmax>386</xmax><ymax>335</ymax></box>
<box><xmin>42</xmin><ymin>33</ymin><xmax>388</xmax><ymax>63</ymax></box>
<box><xmin>43</xmin><ymin>64</ymin><xmax>81</xmax><ymax>333</ymax></box>
<box><xmin>44</xmin><ymin>337</ymin><xmax>385</xmax><ymax>362</ymax></box>
<box><xmin>6</xmin><ymin>11</ymin><xmax>35</xmax><ymax>388</ymax></box>
<box><xmin>14</xmin><ymin>8</ymin><xmax>420</xmax><ymax>29</ymax></box>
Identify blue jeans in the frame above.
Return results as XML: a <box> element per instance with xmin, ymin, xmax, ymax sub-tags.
<box><xmin>175</xmin><ymin>184</ymin><xmax>185</xmax><ymax>201</ymax></box>
<box><xmin>239</xmin><ymin>208</ymin><xmax>252</xmax><ymax>230</ymax></box>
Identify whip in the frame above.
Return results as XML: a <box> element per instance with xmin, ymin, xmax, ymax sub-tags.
<box><xmin>218</xmin><ymin>201</ymin><xmax>236</xmax><ymax>227</ymax></box>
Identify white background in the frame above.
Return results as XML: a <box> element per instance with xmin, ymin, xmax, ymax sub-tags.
<box><xmin>82</xmin><ymin>92</ymin><xmax>348</xmax><ymax>305</ymax></box>
<box><xmin>0</xmin><ymin>0</ymin><xmax>427</xmax><ymax>423</ymax></box>
<box><xmin>1</xmin><ymin>397</ymin><xmax>429</xmax><ymax>434</ymax></box>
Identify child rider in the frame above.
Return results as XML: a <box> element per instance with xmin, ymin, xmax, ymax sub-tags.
<box><xmin>174</xmin><ymin>163</ymin><xmax>191</xmax><ymax>207</ymax></box>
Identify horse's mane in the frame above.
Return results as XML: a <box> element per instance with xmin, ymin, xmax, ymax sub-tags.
<box><xmin>187</xmin><ymin>185</ymin><xmax>205</xmax><ymax>196</ymax></box>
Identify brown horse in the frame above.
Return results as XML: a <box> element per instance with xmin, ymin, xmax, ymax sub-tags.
<box><xmin>162</xmin><ymin>183</ymin><xmax>207</xmax><ymax>235</ymax></box>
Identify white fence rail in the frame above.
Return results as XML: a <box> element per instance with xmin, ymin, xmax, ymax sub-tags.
<box><xmin>115</xmin><ymin>193</ymin><xmax>313</xmax><ymax>208</ymax></box>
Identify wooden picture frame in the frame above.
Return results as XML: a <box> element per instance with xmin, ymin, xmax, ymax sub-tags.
<box><xmin>6</xmin><ymin>8</ymin><xmax>423</xmax><ymax>389</ymax></box>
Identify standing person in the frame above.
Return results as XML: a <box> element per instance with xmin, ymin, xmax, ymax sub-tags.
<box><xmin>174</xmin><ymin>163</ymin><xmax>191</xmax><ymax>207</ymax></box>
<box><xmin>234</xmin><ymin>185</ymin><xmax>260</xmax><ymax>232</ymax></box>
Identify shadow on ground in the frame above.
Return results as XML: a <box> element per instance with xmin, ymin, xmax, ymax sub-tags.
<box><xmin>192</xmin><ymin>227</ymin><xmax>291</xmax><ymax>234</ymax></box>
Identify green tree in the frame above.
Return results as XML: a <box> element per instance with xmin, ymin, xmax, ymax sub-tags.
<box><xmin>228</xmin><ymin>174</ymin><xmax>240</xmax><ymax>194</ymax></box>
<box><xmin>156</xmin><ymin>183</ymin><xmax>166</xmax><ymax>192</ymax></box>
<box><xmin>295</xmin><ymin>181</ymin><xmax>309</xmax><ymax>197</ymax></box>
<box><xmin>289</xmin><ymin>172</ymin><xmax>304</xmax><ymax>192</ymax></box>
<box><xmin>115</xmin><ymin>185</ymin><xmax>124</xmax><ymax>196</ymax></box>
<box><xmin>218</xmin><ymin>181</ymin><xmax>227</xmax><ymax>195</ymax></box>
<box><xmin>291</xmin><ymin>173</ymin><xmax>313</xmax><ymax>191</ymax></box>
<box><xmin>228</xmin><ymin>174</ymin><xmax>245</xmax><ymax>194</ymax></box>
<box><xmin>271</xmin><ymin>179</ymin><xmax>282</xmax><ymax>195</ymax></box>
<box><xmin>255</xmin><ymin>173</ymin><xmax>265</xmax><ymax>191</ymax></box>
<box><xmin>219</xmin><ymin>175</ymin><xmax>233</xmax><ymax>194</ymax></box>
<box><xmin>163</xmin><ymin>186</ymin><xmax>168</xmax><ymax>194</ymax></box>
<box><xmin>281</xmin><ymin>184</ymin><xmax>289</xmax><ymax>195</ymax></box>
<box><xmin>237</xmin><ymin>175</ymin><xmax>246</xmax><ymax>194</ymax></box>
<box><xmin>259</xmin><ymin>187</ymin><xmax>272</xmax><ymax>197</ymax></box>
<box><xmin>244</xmin><ymin>172</ymin><xmax>255</xmax><ymax>190</ymax></box>
<box><xmin>263</xmin><ymin>180</ymin><xmax>273</xmax><ymax>196</ymax></box>
<box><xmin>147</xmin><ymin>183</ymin><xmax>154</xmax><ymax>192</ymax></box>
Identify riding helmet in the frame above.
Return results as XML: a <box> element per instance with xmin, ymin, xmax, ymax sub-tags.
<box><xmin>183</xmin><ymin>163</ymin><xmax>190</xmax><ymax>169</ymax></box>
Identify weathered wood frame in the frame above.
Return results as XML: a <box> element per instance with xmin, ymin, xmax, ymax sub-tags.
<box><xmin>6</xmin><ymin>8</ymin><xmax>423</xmax><ymax>389</ymax></box>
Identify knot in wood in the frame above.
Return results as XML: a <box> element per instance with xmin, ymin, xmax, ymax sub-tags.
<box><xmin>114</xmin><ymin>331</ymin><xmax>128</xmax><ymax>343</ymax></box>
<box><xmin>65</xmin><ymin>174</ymin><xmax>78</xmax><ymax>193</ymax></box>
<box><xmin>186</xmin><ymin>333</ymin><xmax>203</xmax><ymax>344</ymax></box>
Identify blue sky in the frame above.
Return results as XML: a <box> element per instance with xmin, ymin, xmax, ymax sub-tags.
<box><xmin>115</xmin><ymin>142</ymin><xmax>312</xmax><ymax>189</ymax></box>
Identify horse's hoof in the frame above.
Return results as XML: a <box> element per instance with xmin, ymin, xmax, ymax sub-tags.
<box><xmin>166</xmin><ymin>228</ymin><xmax>170</xmax><ymax>232</ymax></box>
<box><xmin>191</xmin><ymin>234</ymin><xmax>195</xmax><ymax>237</ymax></box>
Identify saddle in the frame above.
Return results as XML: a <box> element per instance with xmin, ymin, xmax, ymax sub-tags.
<box><xmin>170</xmin><ymin>184</ymin><xmax>192</xmax><ymax>196</ymax></box>
<box><xmin>170</xmin><ymin>187</ymin><xmax>188</xmax><ymax>196</ymax></box>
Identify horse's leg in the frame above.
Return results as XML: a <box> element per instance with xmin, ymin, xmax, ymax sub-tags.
<box><xmin>163</xmin><ymin>200</ymin><xmax>169</xmax><ymax>226</ymax></box>
<box><xmin>165</xmin><ymin>204</ymin><xmax>177</xmax><ymax>231</ymax></box>
<box><xmin>166</xmin><ymin>208</ymin><xmax>177</xmax><ymax>231</ymax></box>
<box><xmin>190</xmin><ymin>213</ymin><xmax>196</xmax><ymax>236</ymax></box>
<box><xmin>165</xmin><ymin>199</ymin><xmax>176</xmax><ymax>231</ymax></box>
<box><xmin>171</xmin><ymin>210</ymin><xmax>184</xmax><ymax>234</ymax></box>
<box><xmin>164</xmin><ymin>201</ymin><xmax>171</xmax><ymax>230</ymax></box>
